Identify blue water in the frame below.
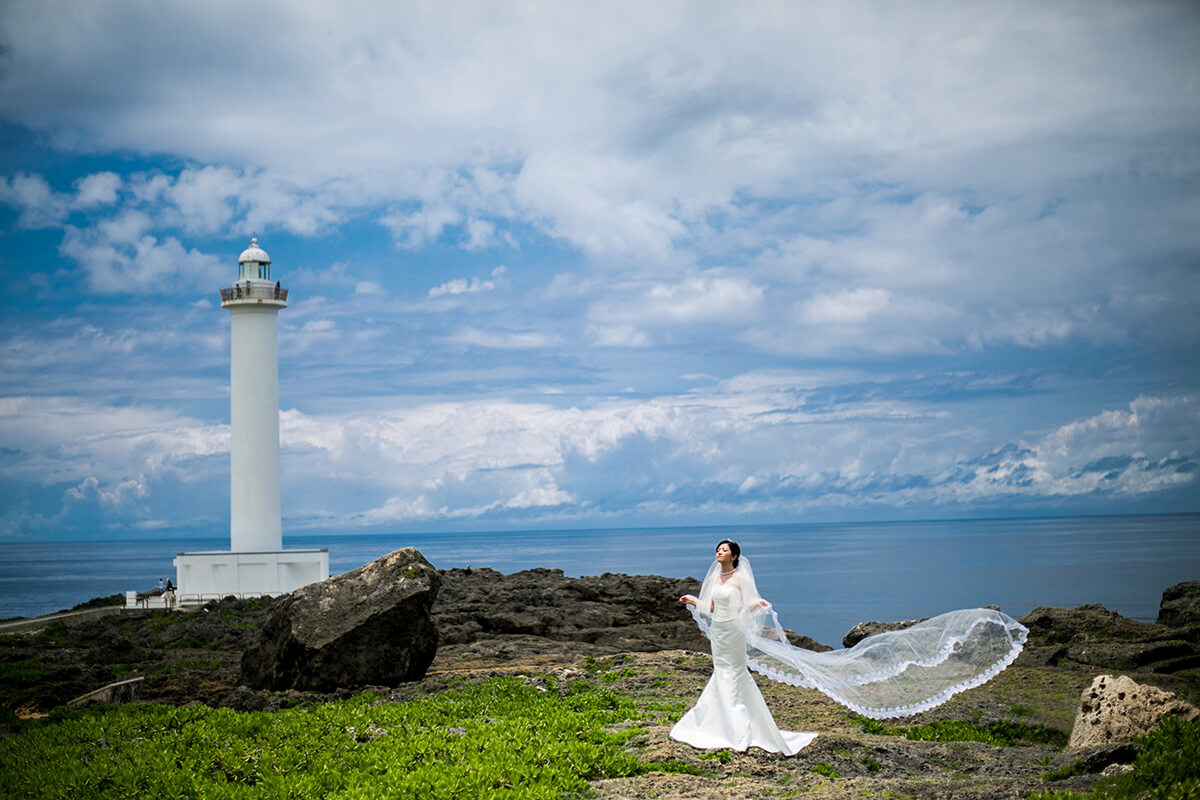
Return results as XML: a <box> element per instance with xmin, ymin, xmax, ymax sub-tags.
<box><xmin>2</xmin><ymin>514</ymin><xmax>1197</xmax><ymax>647</ymax></box>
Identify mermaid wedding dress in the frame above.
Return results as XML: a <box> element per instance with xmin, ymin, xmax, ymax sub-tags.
<box><xmin>669</xmin><ymin>581</ymin><xmax>818</xmax><ymax>755</ymax></box>
<box><xmin>671</xmin><ymin>556</ymin><xmax>1027</xmax><ymax>755</ymax></box>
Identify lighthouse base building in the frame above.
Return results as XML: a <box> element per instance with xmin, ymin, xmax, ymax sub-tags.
<box><xmin>167</xmin><ymin>238</ymin><xmax>328</xmax><ymax>604</ymax></box>
<box><xmin>173</xmin><ymin>548</ymin><xmax>328</xmax><ymax>602</ymax></box>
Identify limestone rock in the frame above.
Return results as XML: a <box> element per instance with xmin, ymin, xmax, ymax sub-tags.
<box><xmin>1067</xmin><ymin>674</ymin><xmax>1199</xmax><ymax>749</ymax></box>
<box><xmin>433</xmin><ymin>566</ymin><xmax>833</xmax><ymax>656</ymax></box>
<box><xmin>1158</xmin><ymin>580</ymin><xmax>1200</xmax><ymax>628</ymax></box>
<box><xmin>241</xmin><ymin>548</ymin><xmax>440</xmax><ymax>691</ymax></box>
<box><xmin>1019</xmin><ymin>604</ymin><xmax>1200</xmax><ymax>673</ymax></box>
<box><xmin>842</xmin><ymin>617</ymin><xmax>926</xmax><ymax>648</ymax></box>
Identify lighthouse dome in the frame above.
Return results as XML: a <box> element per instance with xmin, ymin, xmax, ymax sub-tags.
<box><xmin>238</xmin><ymin>237</ymin><xmax>270</xmax><ymax>265</ymax></box>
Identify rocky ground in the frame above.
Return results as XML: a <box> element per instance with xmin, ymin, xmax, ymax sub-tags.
<box><xmin>1</xmin><ymin>570</ymin><xmax>1198</xmax><ymax>799</ymax></box>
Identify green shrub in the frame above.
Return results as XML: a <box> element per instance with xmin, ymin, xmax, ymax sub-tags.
<box><xmin>811</xmin><ymin>762</ymin><xmax>839</xmax><ymax>779</ymax></box>
<box><xmin>600</xmin><ymin>667</ymin><xmax>637</xmax><ymax>683</ymax></box>
<box><xmin>1041</xmin><ymin>758</ymin><xmax>1085</xmax><ymax>782</ymax></box>
<box><xmin>0</xmin><ymin>676</ymin><xmax>695</xmax><ymax>799</ymax></box>
<box><xmin>1029</xmin><ymin>717</ymin><xmax>1200</xmax><ymax>800</ymax></box>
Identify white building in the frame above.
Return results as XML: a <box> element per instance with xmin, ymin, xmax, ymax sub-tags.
<box><xmin>162</xmin><ymin>239</ymin><xmax>328</xmax><ymax>605</ymax></box>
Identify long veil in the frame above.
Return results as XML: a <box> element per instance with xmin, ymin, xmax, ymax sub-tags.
<box><xmin>684</xmin><ymin>557</ymin><xmax>1028</xmax><ymax>719</ymax></box>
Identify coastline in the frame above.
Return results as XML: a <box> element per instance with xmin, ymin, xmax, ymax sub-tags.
<box><xmin>1</xmin><ymin>565</ymin><xmax>1197</xmax><ymax>799</ymax></box>
<box><xmin>4</xmin><ymin>513</ymin><xmax>1199</xmax><ymax>647</ymax></box>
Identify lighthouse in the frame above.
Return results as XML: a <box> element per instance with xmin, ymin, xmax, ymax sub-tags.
<box><xmin>171</xmin><ymin>239</ymin><xmax>328</xmax><ymax>602</ymax></box>
<box><xmin>226</xmin><ymin>237</ymin><xmax>285</xmax><ymax>553</ymax></box>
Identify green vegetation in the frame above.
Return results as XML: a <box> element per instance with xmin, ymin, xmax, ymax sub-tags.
<box><xmin>150</xmin><ymin>658</ymin><xmax>221</xmax><ymax>675</ymax></box>
<box><xmin>1041</xmin><ymin>758</ymin><xmax>1086</xmax><ymax>782</ymax></box>
<box><xmin>0</xmin><ymin>676</ymin><xmax>705</xmax><ymax>799</ymax></box>
<box><xmin>698</xmin><ymin>749</ymin><xmax>732</xmax><ymax>764</ymax></box>
<box><xmin>0</xmin><ymin>659</ymin><xmax>48</xmax><ymax>683</ymax></box>
<box><xmin>861</xmin><ymin>754</ymin><xmax>883</xmax><ymax>772</ymax></box>
<box><xmin>1028</xmin><ymin>717</ymin><xmax>1200</xmax><ymax>800</ymax></box>
<box><xmin>854</xmin><ymin>715</ymin><xmax>1067</xmax><ymax>747</ymax></box>
<box><xmin>40</xmin><ymin>622</ymin><xmax>71</xmax><ymax>647</ymax></box>
<box><xmin>811</xmin><ymin>762</ymin><xmax>840</xmax><ymax>779</ymax></box>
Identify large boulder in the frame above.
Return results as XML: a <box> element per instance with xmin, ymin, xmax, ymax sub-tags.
<box><xmin>241</xmin><ymin>548</ymin><xmax>440</xmax><ymax>691</ymax></box>
<box><xmin>1158</xmin><ymin>581</ymin><xmax>1200</xmax><ymax>628</ymax></box>
<box><xmin>1067</xmin><ymin>674</ymin><xmax>1199</xmax><ymax>749</ymax></box>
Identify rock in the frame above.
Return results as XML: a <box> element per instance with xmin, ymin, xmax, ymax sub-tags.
<box><xmin>433</xmin><ymin>566</ymin><xmax>833</xmax><ymax>655</ymax></box>
<box><xmin>843</xmin><ymin>618</ymin><xmax>927</xmax><ymax>648</ymax></box>
<box><xmin>1067</xmin><ymin>674</ymin><xmax>1200</xmax><ymax>749</ymax></box>
<box><xmin>1158</xmin><ymin>580</ymin><xmax>1200</xmax><ymax>628</ymax></box>
<box><xmin>1019</xmin><ymin>604</ymin><xmax>1200</xmax><ymax>673</ymax></box>
<box><xmin>240</xmin><ymin>548</ymin><xmax>440</xmax><ymax>691</ymax></box>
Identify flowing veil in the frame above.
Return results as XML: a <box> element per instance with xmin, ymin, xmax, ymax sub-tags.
<box><xmin>684</xmin><ymin>557</ymin><xmax>1028</xmax><ymax>719</ymax></box>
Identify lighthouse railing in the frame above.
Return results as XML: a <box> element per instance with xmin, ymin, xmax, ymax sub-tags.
<box><xmin>220</xmin><ymin>285</ymin><xmax>288</xmax><ymax>302</ymax></box>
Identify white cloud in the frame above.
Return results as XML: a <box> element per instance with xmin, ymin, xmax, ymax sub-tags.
<box><xmin>428</xmin><ymin>265</ymin><xmax>508</xmax><ymax>298</ymax></box>
<box><xmin>0</xmin><ymin>396</ymin><xmax>227</xmax><ymax>490</ymax></box>
<box><xmin>0</xmin><ymin>173</ymin><xmax>69</xmax><ymax>227</ymax></box>
<box><xmin>380</xmin><ymin>204</ymin><xmax>462</xmax><ymax>248</ymax></box>
<box><xmin>799</xmin><ymin>288</ymin><xmax>891</xmax><ymax>324</ymax></box>
<box><xmin>449</xmin><ymin>326</ymin><xmax>560</xmax><ymax>350</ymax></box>
<box><xmin>60</xmin><ymin>228</ymin><xmax>226</xmax><ymax>293</ymax></box>
<box><xmin>354</xmin><ymin>280</ymin><xmax>385</xmax><ymax>296</ymax></box>
<box><xmin>587</xmin><ymin>272</ymin><xmax>765</xmax><ymax>335</ymax></box>
<box><xmin>74</xmin><ymin>171</ymin><xmax>121</xmax><ymax>207</ymax></box>
<box><xmin>586</xmin><ymin>323</ymin><xmax>650</xmax><ymax>348</ymax></box>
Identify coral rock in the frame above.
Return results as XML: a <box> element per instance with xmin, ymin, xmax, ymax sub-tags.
<box><xmin>1067</xmin><ymin>674</ymin><xmax>1199</xmax><ymax>749</ymax></box>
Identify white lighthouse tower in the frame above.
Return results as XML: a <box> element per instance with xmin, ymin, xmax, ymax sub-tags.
<box><xmin>171</xmin><ymin>239</ymin><xmax>328</xmax><ymax>602</ymax></box>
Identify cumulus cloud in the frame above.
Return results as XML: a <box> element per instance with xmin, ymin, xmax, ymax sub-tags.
<box><xmin>60</xmin><ymin>227</ymin><xmax>227</xmax><ymax>293</ymax></box>
<box><xmin>429</xmin><ymin>265</ymin><xmax>508</xmax><ymax>298</ymax></box>
<box><xmin>449</xmin><ymin>326</ymin><xmax>561</xmax><ymax>350</ymax></box>
<box><xmin>0</xmin><ymin>373</ymin><xmax>1196</xmax><ymax>537</ymax></box>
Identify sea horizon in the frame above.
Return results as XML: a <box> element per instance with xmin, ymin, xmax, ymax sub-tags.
<box><xmin>3</xmin><ymin>512</ymin><xmax>1198</xmax><ymax>648</ymax></box>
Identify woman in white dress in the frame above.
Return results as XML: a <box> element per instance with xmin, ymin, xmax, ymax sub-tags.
<box><xmin>670</xmin><ymin>540</ymin><xmax>818</xmax><ymax>755</ymax></box>
<box><xmin>671</xmin><ymin>539</ymin><xmax>1028</xmax><ymax>756</ymax></box>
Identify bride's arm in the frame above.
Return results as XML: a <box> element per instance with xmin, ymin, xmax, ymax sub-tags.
<box><xmin>732</xmin><ymin>575</ymin><xmax>770</xmax><ymax>611</ymax></box>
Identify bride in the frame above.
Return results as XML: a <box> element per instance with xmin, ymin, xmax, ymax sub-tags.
<box><xmin>670</xmin><ymin>540</ymin><xmax>1027</xmax><ymax>756</ymax></box>
<box><xmin>671</xmin><ymin>540</ymin><xmax>817</xmax><ymax>755</ymax></box>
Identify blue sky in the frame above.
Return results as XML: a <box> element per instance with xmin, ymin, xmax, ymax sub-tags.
<box><xmin>1</xmin><ymin>1</ymin><xmax>1198</xmax><ymax>541</ymax></box>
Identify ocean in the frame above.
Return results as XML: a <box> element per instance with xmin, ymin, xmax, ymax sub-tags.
<box><xmin>2</xmin><ymin>514</ymin><xmax>1197</xmax><ymax>648</ymax></box>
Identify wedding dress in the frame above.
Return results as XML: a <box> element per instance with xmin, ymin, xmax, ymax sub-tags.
<box><xmin>671</xmin><ymin>556</ymin><xmax>1027</xmax><ymax>753</ymax></box>
<box><xmin>670</xmin><ymin>581</ymin><xmax>819</xmax><ymax>755</ymax></box>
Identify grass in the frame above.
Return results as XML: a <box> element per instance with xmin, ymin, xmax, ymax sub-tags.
<box><xmin>0</xmin><ymin>676</ymin><xmax>705</xmax><ymax>799</ymax></box>
<box><xmin>854</xmin><ymin>715</ymin><xmax>1068</xmax><ymax>747</ymax></box>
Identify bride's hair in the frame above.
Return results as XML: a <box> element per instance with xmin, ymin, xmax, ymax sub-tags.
<box><xmin>716</xmin><ymin>539</ymin><xmax>740</xmax><ymax>568</ymax></box>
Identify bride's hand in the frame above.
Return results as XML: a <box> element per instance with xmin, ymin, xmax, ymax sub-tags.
<box><xmin>679</xmin><ymin>595</ymin><xmax>696</xmax><ymax>606</ymax></box>
<box><xmin>752</xmin><ymin>599</ymin><xmax>770</xmax><ymax>610</ymax></box>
